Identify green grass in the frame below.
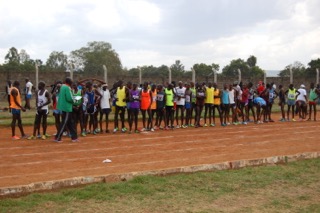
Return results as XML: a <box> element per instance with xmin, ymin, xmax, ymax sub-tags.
<box><xmin>1</xmin><ymin>158</ymin><xmax>319</xmax><ymax>213</ymax></box>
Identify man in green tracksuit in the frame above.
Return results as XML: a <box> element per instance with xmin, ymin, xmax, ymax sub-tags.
<box><xmin>54</xmin><ymin>77</ymin><xmax>78</xmax><ymax>142</ymax></box>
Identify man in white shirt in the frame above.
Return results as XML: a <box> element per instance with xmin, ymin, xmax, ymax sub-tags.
<box><xmin>175</xmin><ymin>81</ymin><xmax>186</xmax><ymax>128</ymax></box>
<box><xmin>296</xmin><ymin>84</ymin><xmax>308</xmax><ymax>120</ymax></box>
<box><xmin>25</xmin><ymin>78</ymin><xmax>33</xmax><ymax>110</ymax></box>
<box><xmin>99</xmin><ymin>84</ymin><xmax>111</xmax><ymax>133</ymax></box>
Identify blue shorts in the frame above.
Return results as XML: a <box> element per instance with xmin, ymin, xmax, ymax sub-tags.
<box><xmin>185</xmin><ymin>102</ymin><xmax>191</xmax><ymax>109</ymax></box>
<box><xmin>11</xmin><ymin>108</ymin><xmax>21</xmax><ymax>115</ymax></box>
<box><xmin>53</xmin><ymin>109</ymin><xmax>62</xmax><ymax>115</ymax></box>
<box><xmin>287</xmin><ymin>99</ymin><xmax>295</xmax><ymax>106</ymax></box>
<box><xmin>26</xmin><ymin>94</ymin><xmax>32</xmax><ymax>99</ymax></box>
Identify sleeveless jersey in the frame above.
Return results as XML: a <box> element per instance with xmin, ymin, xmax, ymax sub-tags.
<box><xmin>150</xmin><ymin>90</ymin><xmax>157</xmax><ymax>110</ymax></box>
<box><xmin>116</xmin><ymin>87</ymin><xmax>126</xmax><ymax>107</ymax></box>
<box><xmin>287</xmin><ymin>88</ymin><xmax>296</xmax><ymax>100</ymax></box>
<box><xmin>141</xmin><ymin>89</ymin><xmax>151</xmax><ymax>110</ymax></box>
<box><xmin>165</xmin><ymin>88</ymin><xmax>174</xmax><ymax>106</ymax></box>
<box><xmin>205</xmin><ymin>87</ymin><xmax>214</xmax><ymax>104</ymax></box>
<box><xmin>309</xmin><ymin>88</ymin><xmax>317</xmax><ymax>101</ymax></box>
<box><xmin>130</xmin><ymin>89</ymin><xmax>140</xmax><ymax>109</ymax></box>
<box><xmin>214</xmin><ymin>89</ymin><xmax>221</xmax><ymax>105</ymax></box>
<box><xmin>10</xmin><ymin>87</ymin><xmax>21</xmax><ymax>109</ymax></box>
<box><xmin>156</xmin><ymin>91</ymin><xmax>165</xmax><ymax>109</ymax></box>
<box><xmin>37</xmin><ymin>89</ymin><xmax>49</xmax><ymax>110</ymax></box>
<box><xmin>222</xmin><ymin>90</ymin><xmax>229</xmax><ymax>104</ymax></box>
<box><xmin>72</xmin><ymin>89</ymin><xmax>82</xmax><ymax>106</ymax></box>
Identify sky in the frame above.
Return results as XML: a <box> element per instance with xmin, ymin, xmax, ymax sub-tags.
<box><xmin>0</xmin><ymin>0</ymin><xmax>319</xmax><ymax>72</ymax></box>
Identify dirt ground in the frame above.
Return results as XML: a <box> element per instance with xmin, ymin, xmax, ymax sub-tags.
<box><xmin>0</xmin><ymin>113</ymin><xmax>319</xmax><ymax>188</ymax></box>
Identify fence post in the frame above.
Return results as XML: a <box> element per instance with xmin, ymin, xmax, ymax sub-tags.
<box><xmin>237</xmin><ymin>69</ymin><xmax>241</xmax><ymax>83</ymax></box>
<box><xmin>103</xmin><ymin>65</ymin><xmax>108</xmax><ymax>84</ymax></box>
<box><xmin>168</xmin><ymin>67</ymin><xmax>172</xmax><ymax>84</ymax></box>
<box><xmin>316</xmin><ymin>68</ymin><xmax>319</xmax><ymax>85</ymax></box>
<box><xmin>290</xmin><ymin>67</ymin><xmax>293</xmax><ymax>84</ymax></box>
<box><xmin>213</xmin><ymin>68</ymin><xmax>217</xmax><ymax>83</ymax></box>
<box><xmin>192</xmin><ymin>68</ymin><xmax>195</xmax><ymax>83</ymax></box>
<box><xmin>35</xmin><ymin>63</ymin><xmax>39</xmax><ymax>88</ymax></box>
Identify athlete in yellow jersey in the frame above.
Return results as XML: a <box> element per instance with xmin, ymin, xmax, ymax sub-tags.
<box><xmin>204</xmin><ymin>82</ymin><xmax>214</xmax><ymax>126</ymax></box>
<box><xmin>113</xmin><ymin>80</ymin><xmax>129</xmax><ymax>133</ymax></box>
<box><xmin>213</xmin><ymin>82</ymin><xmax>223</xmax><ymax>126</ymax></box>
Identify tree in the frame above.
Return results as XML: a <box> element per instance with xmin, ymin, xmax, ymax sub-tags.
<box><xmin>192</xmin><ymin>63</ymin><xmax>220</xmax><ymax>83</ymax></box>
<box><xmin>45</xmin><ymin>51</ymin><xmax>68</xmax><ymax>71</ymax></box>
<box><xmin>3</xmin><ymin>47</ymin><xmax>21</xmax><ymax>72</ymax></box>
<box><xmin>246</xmin><ymin>55</ymin><xmax>257</xmax><ymax>68</ymax></box>
<box><xmin>305</xmin><ymin>58</ymin><xmax>320</xmax><ymax>79</ymax></box>
<box><xmin>70</xmin><ymin>41</ymin><xmax>123</xmax><ymax>78</ymax></box>
<box><xmin>5</xmin><ymin>47</ymin><xmax>20</xmax><ymax>64</ymax></box>
<box><xmin>278</xmin><ymin>61</ymin><xmax>305</xmax><ymax>78</ymax></box>
<box><xmin>222</xmin><ymin>56</ymin><xmax>264</xmax><ymax>80</ymax></box>
<box><xmin>19</xmin><ymin>49</ymin><xmax>30</xmax><ymax>64</ymax></box>
<box><xmin>170</xmin><ymin>60</ymin><xmax>185</xmax><ymax>78</ymax></box>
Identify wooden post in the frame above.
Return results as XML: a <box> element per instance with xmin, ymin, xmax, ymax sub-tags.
<box><xmin>168</xmin><ymin>67</ymin><xmax>172</xmax><ymax>84</ymax></box>
<box><xmin>263</xmin><ymin>70</ymin><xmax>266</xmax><ymax>85</ymax></box>
<box><xmin>316</xmin><ymin>68</ymin><xmax>319</xmax><ymax>85</ymax></box>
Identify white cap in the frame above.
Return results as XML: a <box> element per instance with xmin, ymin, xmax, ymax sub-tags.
<box><xmin>300</xmin><ymin>84</ymin><xmax>305</xmax><ymax>88</ymax></box>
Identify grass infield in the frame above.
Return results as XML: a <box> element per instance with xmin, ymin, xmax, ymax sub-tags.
<box><xmin>0</xmin><ymin>158</ymin><xmax>319</xmax><ymax>213</ymax></box>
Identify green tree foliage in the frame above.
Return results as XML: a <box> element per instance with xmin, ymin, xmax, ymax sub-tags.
<box><xmin>170</xmin><ymin>60</ymin><xmax>185</xmax><ymax>78</ymax></box>
<box><xmin>305</xmin><ymin>58</ymin><xmax>320</xmax><ymax>78</ymax></box>
<box><xmin>222</xmin><ymin>56</ymin><xmax>264</xmax><ymax>80</ymax></box>
<box><xmin>3</xmin><ymin>47</ymin><xmax>21</xmax><ymax>72</ymax></box>
<box><xmin>278</xmin><ymin>61</ymin><xmax>306</xmax><ymax>78</ymax></box>
<box><xmin>192</xmin><ymin>63</ymin><xmax>220</xmax><ymax>83</ymax></box>
<box><xmin>45</xmin><ymin>51</ymin><xmax>68</xmax><ymax>71</ymax></box>
<box><xmin>70</xmin><ymin>41</ymin><xmax>123</xmax><ymax>78</ymax></box>
<box><xmin>246</xmin><ymin>55</ymin><xmax>257</xmax><ymax>68</ymax></box>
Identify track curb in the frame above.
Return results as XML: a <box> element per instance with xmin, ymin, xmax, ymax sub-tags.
<box><xmin>1</xmin><ymin>151</ymin><xmax>319</xmax><ymax>197</ymax></box>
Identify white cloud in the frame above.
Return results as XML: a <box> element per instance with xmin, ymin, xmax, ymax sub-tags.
<box><xmin>0</xmin><ymin>0</ymin><xmax>319</xmax><ymax>72</ymax></box>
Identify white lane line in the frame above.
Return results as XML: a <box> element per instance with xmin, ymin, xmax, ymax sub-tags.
<box><xmin>0</xmin><ymin>144</ymin><xmax>229</xmax><ymax>167</ymax></box>
<box><xmin>0</xmin><ymin>153</ymin><xmax>228</xmax><ymax>180</ymax></box>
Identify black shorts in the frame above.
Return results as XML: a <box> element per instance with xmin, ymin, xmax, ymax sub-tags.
<box><xmin>101</xmin><ymin>108</ymin><xmax>111</xmax><ymax>114</ymax></box>
<box><xmin>36</xmin><ymin>109</ymin><xmax>49</xmax><ymax>116</ymax></box>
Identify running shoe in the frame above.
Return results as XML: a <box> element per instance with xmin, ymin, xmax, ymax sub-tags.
<box><xmin>135</xmin><ymin>130</ymin><xmax>140</xmax><ymax>133</ymax></box>
<box><xmin>71</xmin><ymin>139</ymin><xmax>79</xmax><ymax>143</ymax></box>
<box><xmin>45</xmin><ymin>133</ymin><xmax>51</xmax><ymax>137</ymax></box>
<box><xmin>210</xmin><ymin>123</ymin><xmax>215</xmax><ymax>127</ymax></box>
<box><xmin>292</xmin><ymin>119</ymin><xmax>296</xmax><ymax>122</ymax></box>
<box><xmin>140</xmin><ymin>128</ymin><xmax>146</xmax><ymax>132</ymax></box>
<box><xmin>242</xmin><ymin>122</ymin><xmax>248</xmax><ymax>125</ymax></box>
<box><xmin>41</xmin><ymin>135</ymin><xmax>46</xmax><ymax>140</ymax></box>
<box><xmin>63</xmin><ymin>131</ymin><xmax>68</xmax><ymax>136</ymax></box>
<box><xmin>121</xmin><ymin>128</ymin><xmax>127</xmax><ymax>133</ymax></box>
<box><xmin>81</xmin><ymin>131</ymin><xmax>87</xmax><ymax>137</ymax></box>
<box><xmin>204</xmin><ymin>123</ymin><xmax>208</xmax><ymax>127</ymax></box>
<box><xmin>37</xmin><ymin>134</ymin><xmax>41</xmax><ymax>138</ymax></box>
<box><xmin>27</xmin><ymin>135</ymin><xmax>36</xmax><ymax>140</ymax></box>
<box><xmin>113</xmin><ymin>128</ymin><xmax>118</xmax><ymax>133</ymax></box>
<box><xmin>53</xmin><ymin>138</ymin><xmax>62</xmax><ymax>143</ymax></box>
<box><xmin>12</xmin><ymin>135</ymin><xmax>20</xmax><ymax>140</ymax></box>
<box><xmin>176</xmin><ymin>125</ymin><xmax>181</xmax><ymax>129</ymax></box>
<box><xmin>150</xmin><ymin>128</ymin><xmax>155</xmax><ymax>132</ymax></box>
